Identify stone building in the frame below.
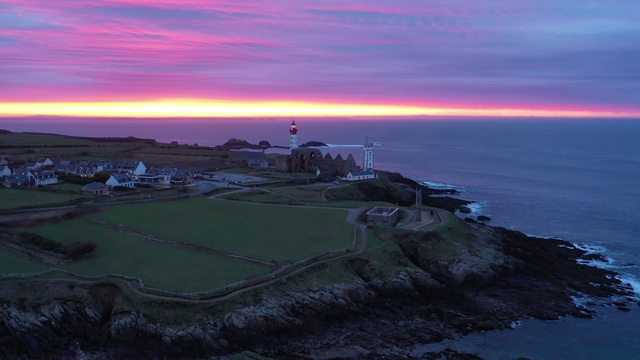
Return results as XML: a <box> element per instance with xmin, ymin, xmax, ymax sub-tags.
<box><xmin>366</xmin><ymin>207</ymin><xmax>399</xmax><ymax>227</ymax></box>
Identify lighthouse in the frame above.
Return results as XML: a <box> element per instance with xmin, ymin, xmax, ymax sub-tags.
<box><xmin>289</xmin><ymin>120</ymin><xmax>298</xmax><ymax>151</ymax></box>
<box><xmin>363</xmin><ymin>137</ymin><xmax>374</xmax><ymax>171</ymax></box>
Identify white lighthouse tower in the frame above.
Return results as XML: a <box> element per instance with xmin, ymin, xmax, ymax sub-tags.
<box><xmin>289</xmin><ymin>120</ymin><xmax>298</xmax><ymax>152</ymax></box>
<box><xmin>363</xmin><ymin>137</ymin><xmax>374</xmax><ymax>171</ymax></box>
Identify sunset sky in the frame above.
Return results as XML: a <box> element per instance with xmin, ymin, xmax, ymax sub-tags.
<box><xmin>1</xmin><ymin>0</ymin><xmax>639</xmax><ymax>118</ymax></box>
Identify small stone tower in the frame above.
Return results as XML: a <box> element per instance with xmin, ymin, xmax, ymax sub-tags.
<box><xmin>289</xmin><ymin>120</ymin><xmax>298</xmax><ymax>152</ymax></box>
<box><xmin>363</xmin><ymin>136</ymin><xmax>374</xmax><ymax>171</ymax></box>
<box><xmin>415</xmin><ymin>187</ymin><xmax>423</xmax><ymax>221</ymax></box>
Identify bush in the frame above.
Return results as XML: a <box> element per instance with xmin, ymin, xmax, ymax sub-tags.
<box><xmin>63</xmin><ymin>241</ymin><xmax>97</xmax><ymax>260</ymax></box>
<box><xmin>20</xmin><ymin>232</ymin><xmax>66</xmax><ymax>254</ymax></box>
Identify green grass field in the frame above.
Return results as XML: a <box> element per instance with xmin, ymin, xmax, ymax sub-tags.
<box><xmin>0</xmin><ymin>249</ymin><xmax>50</xmax><ymax>274</ymax></box>
<box><xmin>94</xmin><ymin>198</ymin><xmax>354</xmax><ymax>262</ymax></box>
<box><xmin>26</xmin><ymin>219</ymin><xmax>270</xmax><ymax>292</ymax></box>
<box><xmin>0</xmin><ymin>189</ymin><xmax>86</xmax><ymax>210</ymax></box>
<box><xmin>49</xmin><ymin>183</ymin><xmax>83</xmax><ymax>192</ymax></box>
<box><xmin>270</xmin><ymin>186</ymin><xmax>325</xmax><ymax>201</ymax></box>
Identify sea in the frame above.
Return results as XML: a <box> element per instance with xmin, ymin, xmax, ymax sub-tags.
<box><xmin>1</xmin><ymin>117</ymin><xmax>639</xmax><ymax>359</ymax></box>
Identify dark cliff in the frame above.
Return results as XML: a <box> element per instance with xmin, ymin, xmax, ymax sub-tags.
<box><xmin>0</xmin><ymin>219</ymin><xmax>632</xmax><ymax>359</ymax></box>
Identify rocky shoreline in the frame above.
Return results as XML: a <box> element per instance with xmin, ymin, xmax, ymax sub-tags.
<box><xmin>0</xmin><ymin>219</ymin><xmax>634</xmax><ymax>359</ymax></box>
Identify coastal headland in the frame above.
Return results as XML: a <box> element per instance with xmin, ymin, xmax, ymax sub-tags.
<box><xmin>0</xmin><ymin>130</ymin><xmax>635</xmax><ymax>359</ymax></box>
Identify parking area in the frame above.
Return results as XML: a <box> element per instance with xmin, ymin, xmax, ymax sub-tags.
<box><xmin>198</xmin><ymin>171</ymin><xmax>268</xmax><ymax>185</ymax></box>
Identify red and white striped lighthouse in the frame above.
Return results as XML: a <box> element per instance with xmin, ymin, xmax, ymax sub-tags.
<box><xmin>289</xmin><ymin>120</ymin><xmax>298</xmax><ymax>151</ymax></box>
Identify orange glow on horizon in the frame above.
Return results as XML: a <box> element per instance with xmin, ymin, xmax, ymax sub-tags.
<box><xmin>0</xmin><ymin>99</ymin><xmax>638</xmax><ymax>119</ymax></box>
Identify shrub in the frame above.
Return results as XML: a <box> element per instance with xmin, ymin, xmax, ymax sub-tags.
<box><xmin>63</xmin><ymin>241</ymin><xmax>97</xmax><ymax>260</ymax></box>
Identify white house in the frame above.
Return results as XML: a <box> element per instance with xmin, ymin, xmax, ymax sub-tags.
<box><xmin>33</xmin><ymin>171</ymin><xmax>58</xmax><ymax>186</ymax></box>
<box><xmin>106</xmin><ymin>174</ymin><xmax>135</xmax><ymax>188</ymax></box>
<box><xmin>0</xmin><ymin>165</ymin><xmax>11</xmax><ymax>178</ymax></box>
<box><xmin>115</xmin><ymin>161</ymin><xmax>147</xmax><ymax>176</ymax></box>
<box><xmin>35</xmin><ymin>158</ymin><xmax>54</xmax><ymax>169</ymax></box>
<box><xmin>345</xmin><ymin>170</ymin><xmax>376</xmax><ymax>182</ymax></box>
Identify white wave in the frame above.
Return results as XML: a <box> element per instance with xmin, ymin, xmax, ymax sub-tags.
<box><xmin>527</xmin><ymin>233</ymin><xmax>559</xmax><ymax>240</ymax></box>
<box><xmin>465</xmin><ymin>202</ymin><xmax>484</xmax><ymax>214</ymax></box>
<box><xmin>618</xmin><ymin>274</ymin><xmax>640</xmax><ymax>298</ymax></box>
<box><xmin>422</xmin><ymin>181</ymin><xmax>464</xmax><ymax>191</ymax></box>
<box><xmin>573</xmin><ymin>243</ymin><xmax>608</xmax><ymax>255</ymax></box>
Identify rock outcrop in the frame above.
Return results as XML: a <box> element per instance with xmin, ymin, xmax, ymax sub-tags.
<box><xmin>0</xmin><ymin>223</ymin><xmax>633</xmax><ymax>359</ymax></box>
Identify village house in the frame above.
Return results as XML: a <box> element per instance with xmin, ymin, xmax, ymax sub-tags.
<box><xmin>35</xmin><ymin>158</ymin><xmax>54</xmax><ymax>169</ymax></box>
<box><xmin>23</xmin><ymin>162</ymin><xmax>38</xmax><ymax>171</ymax></box>
<box><xmin>0</xmin><ymin>157</ymin><xmax>8</xmax><ymax>166</ymax></box>
<box><xmin>33</xmin><ymin>171</ymin><xmax>58</xmax><ymax>186</ymax></box>
<box><xmin>0</xmin><ymin>165</ymin><xmax>11</xmax><ymax>178</ymax></box>
<box><xmin>106</xmin><ymin>174</ymin><xmax>135</xmax><ymax>188</ymax></box>
<box><xmin>82</xmin><ymin>182</ymin><xmax>110</xmax><ymax>196</ymax></box>
<box><xmin>345</xmin><ymin>170</ymin><xmax>377</xmax><ymax>182</ymax></box>
<box><xmin>54</xmin><ymin>160</ymin><xmax>79</xmax><ymax>175</ymax></box>
<box><xmin>171</xmin><ymin>169</ymin><xmax>193</xmax><ymax>185</ymax></box>
<box><xmin>76</xmin><ymin>160</ymin><xmax>113</xmax><ymax>177</ymax></box>
<box><xmin>134</xmin><ymin>168</ymin><xmax>175</xmax><ymax>186</ymax></box>
<box><xmin>114</xmin><ymin>161</ymin><xmax>146</xmax><ymax>176</ymax></box>
<box><xmin>4</xmin><ymin>175</ymin><xmax>31</xmax><ymax>188</ymax></box>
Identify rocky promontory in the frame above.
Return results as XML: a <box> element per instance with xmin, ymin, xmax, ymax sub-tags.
<box><xmin>0</xmin><ymin>218</ymin><xmax>632</xmax><ymax>359</ymax></box>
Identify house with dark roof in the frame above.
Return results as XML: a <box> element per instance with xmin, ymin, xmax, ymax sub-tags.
<box><xmin>54</xmin><ymin>160</ymin><xmax>78</xmax><ymax>175</ymax></box>
<box><xmin>345</xmin><ymin>169</ymin><xmax>376</xmax><ymax>182</ymax></box>
<box><xmin>114</xmin><ymin>161</ymin><xmax>146</xmax><ymax>176</ymax></box>
<box><xmin>106</xmin><ymin>174</ymin><xmax>135</xmax><ymax>188</ymax></box>
<box><xmin>35</xmin><ymin>158</ymin><xmax>54</xmax><ymax>169</ymax></box>
<box><xmin>135</xmin><ymin>167</ymin><xmax>176</xmax><ymax>185</ymax></box>
<box><xmin>4</xmin><ymin>175</ymin><xmax>32</xmax><ymax>188</ymax></box>
<box><xmin>23</xmin><ymin>162</ymin><xmax>38</xmax><ymax>170</ymax></box>
<box><xmin>76</xmin><ymin>160</ymin><xmax>113</xmax><ymax>177</ymax></box>
<box><xmin>171</xmin><ymin>169</ymin><xmax>193</xmax><ymax>185</ymax></box>
<box><xmin>82</xmin><ymin>182</ymin><xmax>110</xmax><ymax>195</ymax></box>
<box><xmin>33</xmin><ymin>171</ymin><xmax>58</xmax><ymax>186</ymax></box>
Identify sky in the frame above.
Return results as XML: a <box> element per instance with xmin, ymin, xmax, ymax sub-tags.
<box><xmin>0</xmin><ymin>0</ymin><xmax>639</xmax><ymax>118</ymax></box>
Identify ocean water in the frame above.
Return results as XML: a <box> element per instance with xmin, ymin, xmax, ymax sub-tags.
<box><xmin>2</xmin><ymin>117</ymin><xmax>639</xmax><ymax>358</ymax></box>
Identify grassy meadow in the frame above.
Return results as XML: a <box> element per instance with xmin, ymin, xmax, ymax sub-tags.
<box><xmin>25</xmin><ymin>219</ymin><xmax>270</xmax><ymax>292</ymax></box>
<box><xmin>94</xmin><ymin>197</ymin><xmax>354</xmax><ymax>262</ymax></box>
<box><xmin>0</xmin><ymin>189</ymin><xmax>85</xmax><ymax>210</ymax></box>
<box><xmin>0</xmin><ymin>249</ymin><xmax>50</xmax><ymax>274</ymax></box>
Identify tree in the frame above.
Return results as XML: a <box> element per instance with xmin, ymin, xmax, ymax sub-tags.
<box><xmin>93</xmin><ymin>171</ymin><xmax>110</xmax><ymax>183</ymax></box>
<box><xmin>259</xmin><ymin>140</ymin><xmax>271</xmax><ymax>148</ymax></box>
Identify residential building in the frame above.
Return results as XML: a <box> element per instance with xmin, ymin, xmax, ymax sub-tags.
<box><xmin>106</xmin><ymin>174</ymin><xmax>135</xmax><ymax>188</ymax></box>
<box><xmin>82</xmin><ymin>182</ymin><xmax>110</xmax><ymax>195</ymax></box>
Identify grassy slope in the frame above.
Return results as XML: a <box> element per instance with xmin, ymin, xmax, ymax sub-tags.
<box><xmin>0</xmin><ymin>189</ymin><xmax>85</xmax><ymax>210</ymax></box>
<box><xmin>26</xmin><ymin>219</ymin><xmax>270</xmax><ymax>292</ymax></box>
<box><xmin>0</xmin><ymin>249</ymin><xmax>49</xmax><ymax>274</ymax></box>
<box><xmin>93</xmin><ymin>198</ymin><xmax>353</xmax><ymax>262</ymax></box>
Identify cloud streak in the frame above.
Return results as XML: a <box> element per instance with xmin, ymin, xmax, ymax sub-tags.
<box><xmin>0</xmin><ymin>0</ymin><xmax>639</xmax><ymax>115</ymax></box>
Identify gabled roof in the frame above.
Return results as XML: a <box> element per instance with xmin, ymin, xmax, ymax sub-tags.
<box><xmin>83</xmin><ymin>182</ymin><xmax>108</xmax><ymax>190</ymax></box>
<box><xmin>111</xmin><ymin>174</ymin><xmax>133</xmax><ymax>183</ymax></box>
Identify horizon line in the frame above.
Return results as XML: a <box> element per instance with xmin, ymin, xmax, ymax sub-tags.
<box><xmin>1</xmin><ymin>100</ymin><xmax>639</xmax><ymax>119</ymax></box>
